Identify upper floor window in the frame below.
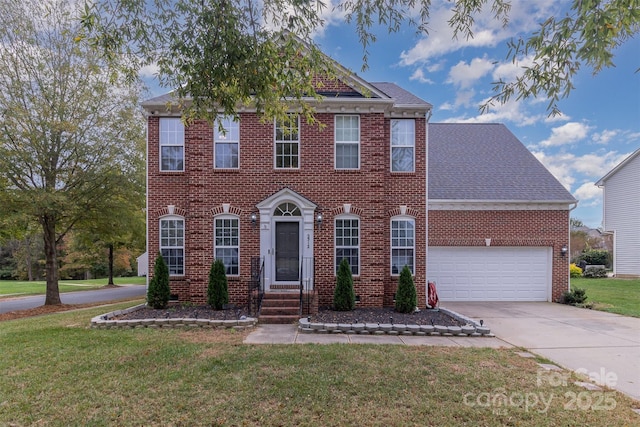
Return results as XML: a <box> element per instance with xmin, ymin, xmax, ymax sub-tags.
<box><xmin>214</xmin><ymin>116</ymin><xmax>239</xmax><ymax>169</ymax></box>
<box><xmin>391</xmin><ymin>217</ymin><xmax>415</xmax><ymax>275</ymax></box>
<box><xmin>335</xmin><ymin>216</ymin><xmax>360</xmax><ymax>276</ymax></box>
<box><xmin>160</xmin><ymin>216</ymin><xmax>184</xmax><ymax>275</ymax></box>
<box><xmin>275</xmin><ymin>114</ymin><xmax>299</xmax><ymax>169</ymax></box>
<box><xmin>159</xmin><ymin>118</ymin><xmax>184</xmax><ymax>172</ymax></box>
<box><xmin>335</xmin><ymin>115</ymin><xmax>360</xmax><ymax>169</ymax></box>
<box><xmin>214</xmin><ymin>216</ymin><xmax>239</xmax><ymax>275</ymax></box>
<box><xmin>391</xmin><ymin>119</ymin><xmax>415</xmax><ymax>172</ymax></box>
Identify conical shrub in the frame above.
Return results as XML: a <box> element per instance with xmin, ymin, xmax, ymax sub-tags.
<box><xmin>395</xmin><ymin>265</ymin><xmax>417</xmax><ymax>313</ymax></box>
<box><xmin>147</xmin><ymin>252</ymin><xmax>170</xmax><ymax>309</ymax></box>
<box><xmin>333</xmin><ymin>258</ymin><xmax>355</xmax><ymax>311</ymax></box>
<box><xmin>208</xmin><ymin>259</ymin><xmax>229</xmax><ymax>310</ymax></box>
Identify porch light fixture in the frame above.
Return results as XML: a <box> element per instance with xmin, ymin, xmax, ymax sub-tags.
<box><xmin>561</xmin><ymin>245</ymin><xmax>568</xmax><ymax>256</ymax></box>
<box><xmin>250</xmin><ymin>212</ymin><xmax>257</xmax><ymax>227</ymax></box>
<box><xmin>316</xmin><ymin>212</ymin><xmax>323</xmax><ymax>229</ymax></box>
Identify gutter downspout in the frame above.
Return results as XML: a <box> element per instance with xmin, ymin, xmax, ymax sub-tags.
<box><xmin>425</xmin><ymin>109</ymin><xmax>432</xmax><ymax>307</ymax></box>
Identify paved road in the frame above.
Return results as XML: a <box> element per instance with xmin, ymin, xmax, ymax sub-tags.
<box><xmin>0</xmin><ymin>285</ymin><xmax>147</xmax><ymax>314</ymax></box>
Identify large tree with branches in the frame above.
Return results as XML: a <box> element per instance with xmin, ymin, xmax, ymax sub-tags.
<box><xmin>81</xmin><ymin>0</ymin><xmax>638</xmax><ymax>121</ymax></box>
<box><xmin>0</xmin><ymin>0</ymin><xmax>145</xmax><ymax>305</ymax></box>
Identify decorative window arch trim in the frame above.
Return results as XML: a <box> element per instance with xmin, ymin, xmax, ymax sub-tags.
<box><xmin>153</xmin><ymin>205</ymin><xmax>187</xmax><ymax>220</ymax></box>
<box><xmin>210</xmin><ymin>204</ymin><xmax>243</xmax><ymax>217</ymax></box>
<box><xmin>387</xmin><ymin>206</ymin><xmax>420</xmax><ymax>218</ymax></box>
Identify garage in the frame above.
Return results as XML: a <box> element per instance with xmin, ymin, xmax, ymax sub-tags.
<box><xmin>428</xmin><ymin>246</ymin><xmax>551</xmax><ymax>301</ymax></box>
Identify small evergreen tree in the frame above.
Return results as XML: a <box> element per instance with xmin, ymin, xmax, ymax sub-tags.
<box><xmin>147</xmin><ymin>252</ymin><xmax>170</xmax><ymax>309</ymax></box>
<box><xmin>333</xmin><ymin>258</ymin><xmax>355</xmax><ymax>311</ymax></box>
<box><xmin>208</xmin><ymin>259</ymin><xmax>229</xmax><ymax>310</ymax></box>
<box><xmin>395</xmin><ymin>265</ymin><xmax>417</xmax><ymax>313</ymax></box>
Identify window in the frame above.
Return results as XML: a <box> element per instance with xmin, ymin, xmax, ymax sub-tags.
<box><xmin>275</xmin><ymin>114</ymin><xmax>299</xmax><ymax>169</ymax></box>
<box><xmin>391</xmin><ymin>218</ymin><xmax>414</xmax><ymax>275</ymax></box>
<box><xmin>214</xmin><ymin>116</ymin><xmax>239</xmax><ymax>169</ymax></box>
<box><xmin>160</xmin><ymin>217</ymin><xmax>184</xmax><ymax>275</ymax></box>
<box><xmin>391</xmin><ymin>119</ymin><xmax>415</xmax><ymax>172</ymax></box>
<box><xmin>214</xmin><ymin>216</ymin><xmax>239</xmax><ymax>275</ymax></box>
<box><xmin>335</xmin><ymin>115</ymin><xmax>360</xmax><ymax>169</ymax></box>
<box><xmin>335</xmin><ymin>217</ymin><xmax>360</xmax><ymax>275</ymax></box>
<box><xmin>159</xmin><ymin>118</ymin><xmax>184</xmax><ymax>171</ymax></box>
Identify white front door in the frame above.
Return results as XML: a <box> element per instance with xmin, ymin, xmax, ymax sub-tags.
<box><xmin>256</xmin><ymin>188</ymin><xmax>317</xmax><ymax>292</ymax></box>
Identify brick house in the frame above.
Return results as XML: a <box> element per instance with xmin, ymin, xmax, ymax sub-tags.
<box><xmin>142</xmin><ymin>67</ymin><xmax>575</xmax><ymax>315</ymax></box>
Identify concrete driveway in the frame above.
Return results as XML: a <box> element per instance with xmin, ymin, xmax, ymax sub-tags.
<box><xmin>444</xmin><ymin>302</ymin><xmax>640</xmax><ymax>402</ymax></box>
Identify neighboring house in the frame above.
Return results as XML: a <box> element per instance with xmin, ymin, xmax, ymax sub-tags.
<box><xmin>136</xmin><ymin>252</ymin><xmax>148</xmax><ymax>277</ymax></box>
<box><xmin>596</xmin><ymin>148</ymin><xmax>640</xmax><ymax>278</ymax></box>
<box><xmin>141</xmin><ymin>61</ymin><xmax>575</xmax><ymax>311</ymax></box>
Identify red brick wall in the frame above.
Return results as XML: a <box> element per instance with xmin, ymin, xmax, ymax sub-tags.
<box><xmin>147</xmin><ymin>113</ymin><xmax>428</xmax><ymax>308</ymax></box>
<box><xmin>428</xmin><ymin>210</ymin><xmax>570</xmax><ymax>301</ymax></box>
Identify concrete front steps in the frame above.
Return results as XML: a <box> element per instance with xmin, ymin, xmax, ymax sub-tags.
<box><xmin>258</xmin><ymin>292</ymin><xmax>301</xmax><ymax>324</ymax></box>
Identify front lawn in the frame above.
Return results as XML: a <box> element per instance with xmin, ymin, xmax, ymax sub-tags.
<box><xmin>0</xmin><ymin>276</ymin><xmax>146</xmax><ymax>298</ymax></box>
<box><xmin>0</xmin><ymin>302</ymin><xmax>638</xmax><ymax>426</ymax></box>
<box><xmin>571</xmin><ymin>277</ymin><xmax>640</xmax><ymax>318</ymax></box>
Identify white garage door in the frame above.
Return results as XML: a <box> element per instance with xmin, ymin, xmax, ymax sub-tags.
<box><xmin>428</xmin><ymin>247</ymin><xmax>551</xmax><ymax>301</ymax></box>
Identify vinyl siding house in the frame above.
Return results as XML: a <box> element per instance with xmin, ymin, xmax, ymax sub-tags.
<box><xmin>596</xmin><ymin>148</ymin><xmax>640</xmax><ymax>278</ymax></box>
<box><xmin>142</xmin><ymin>62</ymin><xmax>575</xmax><ymax>318</ymax></box>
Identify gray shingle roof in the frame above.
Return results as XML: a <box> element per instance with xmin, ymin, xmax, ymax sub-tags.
<box><xmin>429</xmin><ymin>123</ymin><xmax>576</xmax><ymax>202</ymax></box>
<box><xmin>371</xmin><ymin>82</ymin><xmax>432</xmax><ymax>108</ymax></box>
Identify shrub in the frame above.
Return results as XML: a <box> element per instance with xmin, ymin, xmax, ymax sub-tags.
<box><xmin>147</xmin><ymin>252</ymin><xmax>170</xmax><ymax>309</ymax></box>
<box><xmin>333</xmin><ymin>258</ymin><xmax>355</xmax><ymax>311</ymax></box>
<box><xmin>582</xmin><ymin>266</ymin><xmax>608</xmax><ymax>278</ymax></box>
<box><xmin>576</xmin><ymin>249</ymin><xmax>611</xmax><ymax>268</ymax></box>
<box><xmin>395</xmin><ymin>265</ymin><xmax>417</xmax><ymax>314</ymax></box>
<box><xmin>560</xmin><ymin>287</ymin><xmax>588</xmax><ymax>305</ymax></box>
<box><xmin>569</xmin><ymin>263</ymin><xmax>583</xmax><ymax>278</ymax></box>
<box><xmin>208</xmin><ymin>259</ymin><xmax>229</xmax><ymax>310</ymax></box>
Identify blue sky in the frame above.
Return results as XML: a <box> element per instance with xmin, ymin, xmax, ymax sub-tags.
<box><xmin>142</xmin><ymin>0</ymin><xmax>639</xmax><ymax>228</ymax></box>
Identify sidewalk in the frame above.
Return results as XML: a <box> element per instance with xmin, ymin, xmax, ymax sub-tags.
<box><xmin>244</xmin><ymin>324</ymin><xmax>510</xmax><ymax>348</ymax></box>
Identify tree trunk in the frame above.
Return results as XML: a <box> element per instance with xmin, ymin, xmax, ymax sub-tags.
<box><xmin>25</xmin><ymin>236</ymin><xmax>33</xmax><ymax>281</ymax></box>
<box><xmin>42</xmin><ymin>215</ymin><xmax>61</xmax><ymax>305</ymax></box>
<box><xmin>108</xmin><ymin>243</ymin><xmax>114</xmax><ymax>286</ymax></box>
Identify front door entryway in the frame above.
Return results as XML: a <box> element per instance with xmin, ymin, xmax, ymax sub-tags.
<box><xmin>275</xmin><ymin>222</ymin><xmax>300</xmax><ymax>282</ymax></box>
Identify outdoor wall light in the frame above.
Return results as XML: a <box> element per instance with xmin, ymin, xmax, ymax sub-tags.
<box><xmin>250</xmin><ymin>212</ymin><xmax>257</xmax><ymax>227</ymax></box>
<box><xmin>561</xmin><ymin>245</ymin><xmax>568</xmax><ymax>256</ymax></box>
<box><xmin>316</xmin><ymin>212</ymin><xmax>323</xmax><ymax>229</ymax></box>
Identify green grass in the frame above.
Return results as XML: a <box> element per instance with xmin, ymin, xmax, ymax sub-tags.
<box><xmin>0</xmin><ymin>276</ymin><xmax>146</xmax><ymax>298</ymax></box>
<box><xmin>0</xmin><ymin>303</ymin><xmax>638</xmax><ymax>426</ymax></box>
<box><xmin>571</xmin><ymin>277</ymin><xmax>640</xmax><ymax>318</ymax></box>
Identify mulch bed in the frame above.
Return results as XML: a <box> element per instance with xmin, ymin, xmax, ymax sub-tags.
<box><xmin>116</xmin><ymin>305</ymin><xmax>466</xmax><ymax>327</ymax></box>
<box><xmin>311</xmin><ymin>307</ymin><xmax>465</xmax><ymax>326</ymax></box>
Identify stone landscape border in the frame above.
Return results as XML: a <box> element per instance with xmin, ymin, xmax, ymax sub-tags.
<box><xmin>298</xmin><ymin>307</ymin><xmax>492</xmax><ymax>337</ymax></box>
<box><xmin>91</xmin><ymin>304</ymin><xmax>258</xmax><ymax>330</ymax></box>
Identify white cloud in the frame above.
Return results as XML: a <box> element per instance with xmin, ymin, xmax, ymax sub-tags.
<box><xmin>447</xmin><ymin>57</ymin><xmax>494</xmax><ymax>89</ymax></box>
<box><xmin>574</xmin><ymin>182</ymin><xmax>602</xmax><ymax>206</ymax></box>
<box><xmin>592</xmin><ymin>129</ymin><xmax>618</xmax><ymax>145</ymax></box>
<box><xmin>539</xmin><ymin>122</ymin><xmax>592</xmax><ymax>147</ymax></box>
<box><xmin>531</xmin><ymin>150</ymin><xmax>630</xmax><ymax>193</ymax></box>
<box><xmin>443</xmin><ymin>97</ymin><xmax>542</xmax><ymax>126</ymax></box>
<box><xmin>409</xmin><ymin>68</ymin><xmax>434</xmax><ymax>84</ymax></box>
<box><xmin>399</xmin><ymin>0</ymin><xmax>561</xmax><ymax>66</ymax></box>
<box><xmin>139</xmin><ymin>63</ymin><xmax>159</xmax><ymax>78</ymax></box>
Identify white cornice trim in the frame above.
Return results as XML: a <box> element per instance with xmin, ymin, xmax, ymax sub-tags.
<box><xmin>428</xmin><ymin>200</ymin><xmax>576</xmax><ymax>211</ymax></box>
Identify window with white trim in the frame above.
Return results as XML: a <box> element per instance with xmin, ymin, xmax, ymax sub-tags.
<box><xmin>335</xmin><ymin>216</ymin><xmax>360</xmax><ymax>275</ymax></box>
<box><xmin>214</xmin><ymin>116</ymin><xmax>239</xmax><ymax>169</ymax></box>
<box><xmin>335</xmin><ymin>115</ymin><xmax>360</xmax><ymax>169</ymax></box>
<box><xmin>214</xmin><ymin>216</ymin><xmax>239</xmax><ymax>275</ymax></box>
<box><xmin>391</xmin><ymin>119</ymin><xmax>415</xmax><ymax>172</ymax></box>
<box><xmin>159</xmin><ymin>118</ymin><xmax>184</xmax><ymax>171</ymax></box>
<box><xmin>275</xmin><ymin>114</ymin><xmax>299</xmax><ymax>169</ymax></box>
<box><xmin>391</xmin><ymin>218</ymin><xmax>414</xmax><ymax>275</ymax></box>
<box><xmin>160</xmin><ymin>216</ymin><xmax>184</xmax><ymax>275</ymax></box>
